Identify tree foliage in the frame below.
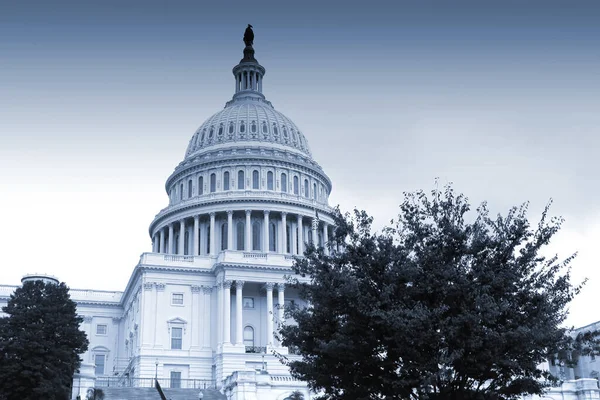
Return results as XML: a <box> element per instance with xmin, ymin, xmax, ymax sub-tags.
<box><xmin>0</xmin><ymin>280</ymin><xmax>89</xmax><ymax>400</ymax></box>
<box><xmin>280</xmin><ymin>185</ymin><xmax>585</xmax><ymax>400</ymax></box>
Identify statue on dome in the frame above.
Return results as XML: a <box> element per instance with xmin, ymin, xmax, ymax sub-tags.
<box><xmin>243</xmin><ymin>24</ymin><xmax>254</xmax><ymax>47</ymax></box>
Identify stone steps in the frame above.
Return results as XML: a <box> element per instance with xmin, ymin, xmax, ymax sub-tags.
<box><xmin>98</xmin><ymin>387</ymin><xmax>225</xmax><ymax>400</ymax></box>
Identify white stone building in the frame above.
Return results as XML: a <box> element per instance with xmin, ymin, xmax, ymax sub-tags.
<box><xmin>0</xmin><ymin>36</ymin><xmax>332</xmax><ymax>400</ymax></box>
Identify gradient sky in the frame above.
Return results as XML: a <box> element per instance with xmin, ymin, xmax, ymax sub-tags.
<box><xmin>1</xmin><ymin>0</ymin><xmax>599</xmax><ymax>327</ymax></box>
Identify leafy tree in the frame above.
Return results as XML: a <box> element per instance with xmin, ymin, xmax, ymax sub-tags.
<box><xmin>285</xmin><ymin>390</ymin><xmax>305</xmax><ymax>400</ymax></box>
<box><xmin>280</xmin><ymin>185</ymin><xmax>586</xmax><ymax>400</ymax></box>
<box><xmin>86</xmin><ymin>387</ymin><xmax>105</xmax><ymax>400</ymax></box>
<box><xmin>0</xmin><ymin>280</ymin><xmax>89</xmax><ymax>400</ymax></box>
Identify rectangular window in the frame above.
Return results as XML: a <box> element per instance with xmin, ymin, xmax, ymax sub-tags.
<box><xmin>171</xmin><ymin>327</ymin><xmax>182</xmax><ymax>349</ymax></box>
<box><xmin>170</xmin><ymin>371</ymin><xmax>182</xmax><ymax>388</ymax></box>
<box><xmin>243</xmin><ymin>297</ymin><xmax>255</xmax><ymax>309</ymax></box>
<box><xmin>172</xmin><ymin>293</ymin><xmax>184</xmax><ymax>305</ymax></box>
<box><xmin>96</xmin><ymin>324</ymin><xmax>107</xmax><ymax>335</ymax></box>
<box><xmin>95</xmin><ymin>354</ymin><xmax>105</xmax><ymax>375</ymax></box>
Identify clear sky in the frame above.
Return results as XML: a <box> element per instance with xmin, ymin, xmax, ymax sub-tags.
<box><xmin>1</xmin><ymin>0</ymin><xmax>599</xmax><ymax>327</ymax></box>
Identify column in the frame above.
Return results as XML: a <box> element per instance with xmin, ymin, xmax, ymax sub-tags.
<box><xmin>227</xmin><ymin>211</ymin><xmax>233</xmax><ymax>250</ymax></box>
<box><xmin>281</xmin><ymin>213</ymin><xmax>287</xmax><ymax>254</ymax></box>
<box><xmin>323</xmin><ymin>222</ymin><xmax>329</xmax><ymax>255</ymax></box>
<box><xmin>179</xmin><ymin>219</ymin><xmax>185</xmax><ymax>255</ymax></box>
<box><xmin>263</xmin><ymin>210</ymin><xmax>270</xmax><ymax>252</ymax></box>
<box><xmin>265</xmin><ymin>283</ymin><xmax>274</xmax><ymax>347</ymax></box>
<box><xmin>152</xmin><ymin>235</ymin><xmax>157</xmax><ymax>252</ymax></box>
<box><xmin>159</xmin><ymin>228</ymin><xmax>165</xmax><ymax>253</ymax></box>
<box><xmin>193</xmin><ymin>215</ymin><xmax>200</xmax><ymax>256</ymax></box>
<box><xmin>245</xmin><ymin>210</ymin><xmax>252</xmax><ymax>251</ymax></box>
<box><xmin>277</xmin><ymin>283</ymin><xmax>285</xmax><ymax>329</ymax></box>
<box><xmin>297</xmin><ymin>215</ymin><xmax>303</xmax><ymax>255</ymax></box>
<box><xmin>154</xmin><ymin>283</ymin><xmax>165</xmax><ymax>347</ymax></box>
<box><xmin>312</xmin><ymin>218</ymin><xmax>318</xmax><ymax>247</ymax></box>
<box><xmin>223</xmin><ymin>280</ymin><xmax>232</xmax><ymax>345</ymax></box>
<box><xmin>235</xmin><ymin>281</ymin><xmax>244</xmax><ymax>345</ymax></box>
<box><xmin>142</xmin><ymin>282</ymin><xmax>155</xmax><ymax>347</ymax></box>
<box><xmin>168</xmin><ymin>224</ymin><xmax>174</xmax><ymax>254</ymax></box>
<box><xmin>209</xmin><ymin>212</ymin><xmax>216</xmax><ymax>255</ymax></box>
<box><xmin>202</xmin><ymin>286</ymin><xmax>212</xmax><ymax>349</ymax></box>
<box><xmin>217</xmin><ymin>282</ymin><xmax>223</xmax><ymax>345</ymax></box>
<box><xmin>190</xmin><ymin>285</ymin><xmax>201</xmax><ymax>350</ymax></box>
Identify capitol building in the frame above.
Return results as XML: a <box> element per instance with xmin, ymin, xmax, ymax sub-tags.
<box><xmin>1</xmin><ymin>30</ymin><xmax>332</xmax><ymax>400</ymax></box>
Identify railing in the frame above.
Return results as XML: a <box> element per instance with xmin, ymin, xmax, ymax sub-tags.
<box><xmin>270</xmin><ymin>375</ymin><xmax>302</xmax><ymax>382</ymax></box>
<box><xmin>95</xmin><ymin>377</ymin><xmax>215</xmax><ymax>389</ymax></box>
<box><xmin>164</xmin><ymin>255</ymin><xmax>195</xmax><ymax>262</ymax></box>
<box><xmin>243</xmin><ymin>252</ymin><xmax>267</xmax><ymax>259</ymax></box>
<box><xmin>245</xmin><ymin>346</ymin><xmax>267</xmax><ymax>354</ymax></box>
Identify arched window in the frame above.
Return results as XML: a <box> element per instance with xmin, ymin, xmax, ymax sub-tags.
<box><xmin>313</xmin><ymin>183</ymin><xmax>317</xmax><ymax>200</ymax></box>
<box><xmin>229</xmin><ymin>122</ymin><xmax>234</xmax><ymax>134</ymax></box>
<box><xmin>210</xmin><ymin>173</ymin><xmax>216</xmax><ymax>193</ymax></box>
<box><xmin>236</xmin><ymin>221</ymin><xmax>245</xmax><ymax>250</ymax></box>
<box><xmin>251</xmin><ymin>121</ymin><xmax>257</xmax><ymax>133</ymax></box>
<box><xmin>252</xmin><ymin>170</ymin><xmax>259</xmax><ymax>189</ymax></box>
<box><xmin>238</xmin><ymin>170</ymin><xmax>245</xmax><ymax>190</ymax></box>
<box><xmin>200</xmin><ymin>129</ymin><xmax>206</xmax><ymax>142</ymax></box>
<box><xmin>221</xmin><ymin>223</ymin><xmax>228</xmax><ymax>251</ymax></box>
<box><xmin>218</xmin><ymin>124</ymin><xmax>223</xmax><ymax>136</ymax></box>
<box><xmin>240</xmin><ymin>122</ymin><xmax>245</xmax><ymax>133</ymax></box>
<box><xmin>281</xmin><ymin>173</ymin><xmax>287</xmax><ymax>192</ymax></box>
<box><xmin>282</xmin><ymin>127</ymin><xmax>288</xmax><ymax>142</ymax></box>
<box><xmin>188</xmin><ymin>180</ymin><xmax>193</xmax><ymax>198</ymax></box>
<box><xmin>223</xmin><ymin>171</ymin><xmax>230</xmax><ymax>191</ymax></box>
<box><xmin>269</xmin><ymin>222</ymin><xmax>276</xmax><ymax>252</ymax></box>
<box><xmin>184</xmin><ymin>231</ymin><xmax>190</xmax><ymax>255</ymax></box>
<box><xmin>209</xmin><ymin>126</ymin><xmax>214</xmax><ymax>139</ymax></box>
<box><xmin>267</xmin><ymin>171</ymin><xmax>274</xmax><ymax>190</ymax></box>
<box><xmin>262</xmin><ymin>122</ymin><xmax>268</xmax><ymax>134</ymax></box>
<box><xmin>243</xmin><ymin>326</ymin><xmax>254</xmax><ymax>347</ymax></box>
<box><xmin>180</xmin><ymin>183</ymin><xmax>183</xmax><ymax>200</ymax></box>
<box><xmin>304</xmin><ymin>179</ymin><xmax>309</xmax><ymax>198</ymax></box>
<box><xmin>198</xmin><ymin>176</ymin><xmax>204</xmax><ymax>195</ymax></box>
<box><xmin>293</xmin><ymin>176</ymin><xmax>299</xmax><ymax>195</ymax></box>
<box><xmin>273</xmin><ymin>124</ymin><xmax>278</xmax><ymax>136</ymax></box>
<box><xmin>252</xmin><ymin>222</ymin><xmax>261</xmax><ymax>251</ymax></box>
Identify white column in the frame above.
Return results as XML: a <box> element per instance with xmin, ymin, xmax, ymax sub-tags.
<box><xmin>217</xmin><ymin>282</ymin><xmax>223</xmax><ymax>345</ymax></box>
<box><xmin>227</xmin><ymin>210</ymin><xmax>233</xmax><ymax>250</ymax></box>
<box><xmin>159</xmin><ymin>228</ymin><xmax>165</xmax><ymax>253</ymax></box>
<box><xmin>297</xmin><ymin>215</ymin><xmax>303</xmax><ymax>255</ymax></box>
<box><xmin>209</xmin><ymin>212</ymin><xmax>216</xmax><ymax>255</ymax></box>
<box><xmin>265</xmin><ymin>282</ymin><xmax>274</xmax><ymax>347</ymax></box>
<box><xmin>323</xmin><ymin>222</ymin><xmax>329</xmax><ymax>255</ymax></box>
<box><xmin>235</xmin><ymin>281</ymin><xmax>244</xmax><ymax>345</ymax></box>
<box><xmin>202</xmin><ymin>286</ymin><xmax>212</xmax><ymax>349</ymax></box>
<box><xmin>277</xmin><ymin>283</ymin><xmax>285</xmax><ymax>334</ymax></box>
<box><xmin>179</xmin><ymin>219</ymin><xmax>185</xmax><ymax>255</ymax></box>
<box><xmin>190</xmin><ymin>285</ymin><xmax>201</xmax><ymax>349</ymax></box>
<box><xmin>312</xmin><ymin>218</ymin><xmax>318</xmax><ymax>247</ymax></box>
<box><xmin>263</xmin><ymin>210</ymin><xmax>270</xmax><ymax>252</ymax></box>
<box><xmin>154</xmin><ymin>283</ymin><xmax>165</xmax><ymax>347</ymax></box>
<box><xmin>142</xmin><ymin>282</ymin><xmax>155</xmax><ymax>347</ymax></box>
<box><xmin>193</xmin><ymin>215</ymin><xmax>200</xmax><ymax>256</ymax></box>
<box><xmin>281</xmin><ymin>213</ymin><xmax>287</xmax><ymax>254</ymax></box>
<box><xmin>223</xmin><ymin>280</ymin><xmax>232</xmax><ymax>345</ymax></box>
<box><xmin>245</xmin><ymin>210</ymin><xmax>252</xmax><ymax>251</ymax></box>
<box><xmin>168</xmin><ymin>224</ymin><xmax>174</xmax><ymax>254</ymax></box>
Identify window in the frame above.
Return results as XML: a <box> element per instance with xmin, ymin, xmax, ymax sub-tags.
<box><xmin>223</xmin><ymin>171</ymin><xmax>230</xmax><ymax>191</ymax></box>
<box><xmin>267</xmin><ymin>171</ymin><xmax>274</xmax><ymax>190</ymax></box>
<box><xmin>200</xmin><ymin>129</ymin><xmax>206</xmax><ymax>142</ymax></box>
<box><xmin>293</xmin><ymin>176</ymin><xmax>299</xmax><ymax>195</ymax></box>
<box><xmin>252</xmin><ymin>170</ymin><xmax>259</xmax><ymax>189</ymax></box>
<box><xmin>273</xmin><ymin>124</ymin><xmax>278</xmax><ymax>136</ymax></box>
<box><xmin>269</xmin><ymin>222</ymin><xmax>276</xmax><ymax>252</ymax></box>
<box><xmin>281</xmin><ymin>173</ymin><xmax>287</xmax><ymax>192</ymax></box>
<box><xmin>286</xmin><ymin>224</ymin><xmax>292</xmax><ymax>253</ymax></box>
<box><xmin>236</xmin><ymin>221</ymin><xmax>245</xmax><ymax>250</ymax></box>
<box><xmin>243</xmin><ymin>326</ymin><xmax>255</xmax><ymax>346</ymax></box>
<box><xmin>262</xmin><ymin>122</ymin><xmax>268</xmax><ymax>134</ymax></box>
<box><xmin>218</xmin><ymin>124</ymin><xmax>223</xmax><ymax>136</ymax></box>
<box><xmin>209</xmin><ymin>126</ymin><xmax>214</xmax><ymax>139</ymax></box>
<box><xmin>251</xmin><ymin>121</ymin><xmax>257</xmax><ymax>133</ymax></box>
<box><xmin>243</xmin><ymin>297</ymin><xmax>255</xmax><ymax>309</ymax></box>
<box><xmin>180</xmin><ymin>183</ymin><xmax>183</xmax><ymax>200</ymax></box>
<box><xmin>252</xmin><ymin>222</ymin><xmax>261</xmax><ymax>251</ymax></box>
<box><xmin>304</xmin><ymin>179</ymin><xmax>309</xmax><ymax>198</ymax></box>
<box><xmin>313</xmin><ymin>183</ymin><xmax>317</xmax><ymax>200</ymax></box>
<box><xmin>210</xmin><ymin>173</ymin><xmax>216</xmax><ymax>193</ymax></box>
<box><xmin>184</xmin><ymin>231</ymin><xmax>189</xmax><ymax>255</ymax></box>
<box><xmin>172</xmin><ymin>293</ymin><xmax>184</xmax><ymax>305</ymax></box>
<box><xmin>206</xmin><ymin>226</ymin><xmax>211</xmax><ymax>255</ymax></box>
<box><xmin>188</xmin><ymin>180</ymin><xmax>192</xmax><ymax>198</ymax></box>
<box><xmin>221</xmin><ymin>223</ymin><xmax>228</xmax><ymax>251</ymax></box>
<box><xmin>94</xmin><ymin>354</ymin><xmax>105</xmax><ymax>375</ymax></box>
<box><xmin>198</xmin><ymin>176</ymin><xmax>203</xmax><ymax>195</ymax></box>
<box><xmin>240</xmin><ymin>122</ymin><xmax>245</xmax><ymax>133</ymax></box>
<box><xmin>96</xmin><ymin>324</ymin><xmax>107</xmax><ymax>335</ymax></box>
<box><xmin>170</xmin><ymin>371</ymin><xmax>182</xmax><ymax>388</ymax></box>
<box><xmin>171</xmin><ymin>327</ymin><xmax>182</xmax><ymax>349</ymax></box>
<box><xmin>229</xmin><ymin>122</ymin><xmax>234</xmax><ymax>134</ymax></box>
<box><xmin>238</xmin><ymin>170</ymin><xmax>245</xmax><ymax>190</ymax></box>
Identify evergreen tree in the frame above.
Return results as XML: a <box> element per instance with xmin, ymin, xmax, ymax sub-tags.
<box><xmin>280</xmin><ymin>185</ymin><xmax>586</xmax><ymax>400</ymax></box>
<box><xmin>0</xmin><ymin>280</ymin><xmax>89</xmax><ymax>400</ymax></box>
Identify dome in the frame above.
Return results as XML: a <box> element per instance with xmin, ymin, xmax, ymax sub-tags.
<box><xmin>184</xmin><ymin>99</ymin><xmax>312</xmax><ymax>160</ymax></box>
